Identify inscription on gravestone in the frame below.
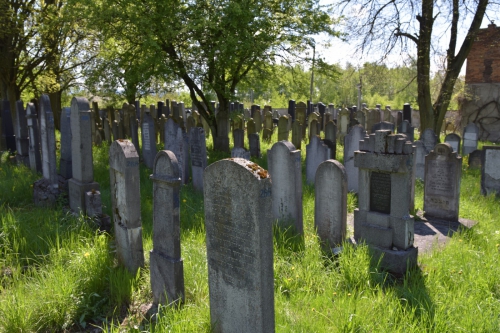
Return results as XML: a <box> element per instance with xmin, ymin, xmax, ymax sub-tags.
<box><xmin>191</xmin><ymin>144</ymin><xmax>203</xmax><ymax>167</ymax></box>
<box><xmin>143</xmin><ymin>125</ymin><xmax>151</xmax><ymax>151</ymax></box>
<box><xmin>370</xmin><ymin>172</ymin><xmax>391</xmax><ymax>214</ymax></box>
<box><xmin>426</xmin><ymin>161</ymin><xmax>454</xmax><ymax>195</ymax></box>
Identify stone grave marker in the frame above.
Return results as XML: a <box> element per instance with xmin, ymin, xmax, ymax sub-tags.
<box><xmin>129</xmin><ymin>105</ymin><xmax>140</xmax><ymax>155</ymax></box>
<box><xmin>338</xmin><ymin>109</ymin><xmax>350</xmax><ymax>141</ymax></box>
<box><xmin>39</xmin><ymin>95</ymin><xmax>58</xmax><ymax>187</ymax></box>
<box><xmin>315</xmin><ymin>160</ymin><xmax>347</xmax><ymax>251</ymax></box>
<box><xmin>112</xmin><ymin>120</ymin><xmax>119</xmax><ymax>141</ymax></box>
<box><xmin>317</xmin><ymin>102</ymin><xmax>326</xmax><ymax>131</ymax></box>
<box><xmin>356</xmin><ymin>110</ymin><xmax>366</xmax><ymax>129</ymax></box>
<box><xmin>277</xmin><ymin>115</ymin><xmax>289</xmax><ymax>141</ymax></box>
<box><xmin>396</xmin><ymin>111</ymin><xmax>403</xmax><ymax>128</ymax></box>
<box><xmin>68</xmin><ymin>97</ymin><xmax>100</xmax><ymax>214</ymax></box>
<box><xmin>309</xmin><ymin>119</ymin><xmax>319</xmax><ymax>141</ymax></box>
<box><xmin>142</xmin><ymin>109</ymin><xmax>158</xmax><ymax>169</ymax></box>
<box><xmin>263</xmin><ymin>111</ymin><xmax>273</xmax><ymax>141</ymax></box>
<box><xmin>344</xmin><ymin>125</ymin><xmax>366</xmax><ymax>193</ymax></box>
<box><xmin>189</xmin><ymin>127</ymin><xmax>207</xmax><ymax>192</ymax></box>
<box><xmin>462</xmin><ymin>123</ymin><xmax>479</xmax><ymax>155</ymax></box>
<box><xmin>296</xmin><ymin>102</ymin><xmax>307</xmax><ymax>137</ymax></box>
<box><xmin>397</xmin><ymin>120</ymin><xmax>414</xmax><ymax>142</ymax></box>
<box><xmin>288</xmin><ymin>100</ymin><xmax>296</xmax><ymax>121</ymax></box>
<box><xmin>481</xmin><ymin>146</ymin><xmax>500</xmax><ymax>196</ymax></box>
<box><xmin>291</xmin><ymin>121</ymin><xmax>302</xmax><ymax>150</ymax></box>
<box><xmin>123</xmin><ymin>103</ymin><xmax>131</xmax><ymax>138</ymax></box>
<box><xmin>403</xmin><ymin>103</ymin><xmax>412</xmax><ymax>124</ymax></box>
<box><xmin>14</xmin><ymin>100</ymin><xmax>29</xmax><ymax>165</ymax></box>
<box><xmin>249</xmin><ymin>133</ymin><xmax>261</xmax><ymax>158</ymax></box>
<box><xmin>204</xmin><ymin>158</ymin><xmax>274</xmax><ymax>333</ymax></box>
<box><xmin>59</xmin><ymin>107</ymin><xmax>72</xmax><ymax>179</ymax></box>
<box><xmin>165</xmin><ymin>119</ymin><xmax>190</xmax><ymax>184</ymax></box>
<box><xmin>424</xmin><ymin>143</ymin><xmax>462</xmax><ymax>221</ymax></box>
<box><xmin>444</xmin><ymin>133</ymin><xmax>461</xmax><ymax>154</ymax></box>
<box><xmin>267</xmin><ymin>141</ymin><xmax>303</xmax><ymax>233</ymax></box>
<box><xmin>324</xmin><ymin>120</ymin><xmax>337</xmax><ymax>159</ymax></box>
<box><xmin>109</xmin><ymin>140</ymin><xmax>144</xmax><ymax>274</ymax></box>
<box><xmin>366</xmin><ymin>109</ymin><xmax>380</xmax><ymax>134</ymax></box>
<box><xmin>371</xmin><ymin>121</ymin><xmax>394</xmax><ymax>133</ymax></box>
<box><xmin>306</xmin><ymin>135</ymin><xmax>331</xmax><ymax>184</ymax></box>
<box><xmin>254</xmin><ymin>109</ymin><xmax>262</xmax><ymax>133</ymax></box>
<box><xmin>247</xmin><ymin>118</ymin><xmax>256</xmax><ymax>137</ymax></box>
<box><xmin>468</xmin><ymin>149</ymin><xmax>482</xmax><ymax>169</ymax></box>
<box><xmin>231</xmin><ymin>147</ymin><xmax>251</xmax><ymax>160</ymax></box>
<box><xmin>421</xmin><ymin>128</ymin><xmax>437</xmax><ymax>153</ymax></box>
<box><xmin>150</xmin><ymin>150</ymin><xmax>185</xmax><ymax>306</ymax></box>
<box><xmin>26</xmin><ymin>103</ymin><xmax>42</xmax><ymax>173</ymax></box>
<box><xmin>414</xmin><ymin>140</ymin><xmax>426</xmax><ymax>180</ymax></box>
<box><xmin>233</xmin><ymin>128</ymin><xmax>245</xmax><ymax>149</ymax></box>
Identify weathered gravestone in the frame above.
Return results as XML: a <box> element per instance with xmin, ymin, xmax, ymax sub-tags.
<box><xmin>296</xmin><ymin>102</ymin><xmax>307</xmax><ymax>137</ymax></box>
<box><xmin>129</xmin><ymin>105</ymin><xmax>141</xmax><ymax>156</ymax></box>
<box><xmin>68</xmin><ymin>97</ymin><xmax>100</xmax><ymax>214</ymax></box>
<box><xmin>315</xmin><ymin>160</ymin><xmax>347</xmax><ymax>252</ymax></box>
<box><xmin>150</xmin><ymin>150</ymin><xmax>185</xmax><ymax>306</ymax></box>
<box><xmin>253</xmin><ymin>110</ymin><xmax>262</xmax><ymax>133</ymax></box>
<box><xmin>414</xmin><ymin>140</ymin><xmax>426</xmax><ymax>180</ymax></box>
<box><xmin>263</xmin><ymin>111</ymin><xmax>273</xmax><ymax>141</ymax></box>
<box><xmin>141</xmin><ymin>110</ymin><xmax>158</xmax><ymax>169</ymax></box>
<box><xmin>277</xmin><ymin>116</ymin><xmax>289</xmax><ymax>141</ymax></box>
<box><xmin>247</xmin><ymin>118</ymin><xmax>256</xmax><ymax>137</ymax></box>
<box><xmin>356</xmin><ymin>110</ymin><xmax>366</xmax><ymax>129</ymax></box>
<box><xmin>267</xmin><ymin>141</ymin><xmax>303</xmax><ymax>233</ymax></box>
<box><xmin>231</xmin><ymin>147</ymin><xmax>251</xmax><ymax>160</ymax></box>
<box><xmin>109</xmin><ymin>140</ymin><xmax>144</xmax><ymax>274</ymax></box>
<box><xmin>481</xmin><ymin>146</ymin><xmax>500</xmax><ymax>196</ymax></box>
<box><xmin>15</xmin><ymin>100</ymin><xmax>29</xmax><ymax>165</ymax></box>
<box><xmin>468</xmin><ymin>149</ymin><xmax>482</xmax><ymax>169</ymax></box>
<box><xmin>291</xmin><ymin>121</ymin><xmax>302</xmax><ymax>150</ymax></box>
<box><xmin>444</xmin><ymin>133</ymin><xmax>461</xmax><ymax>154</ymax></box>
<box><xmin>165</xmin><ymin>118</ymin><xmax>190</xmax><ymax>184</ymax></box>
<box><xmin>309</xmin><ymin>119</ymin><xmax>319</xmax><ymax>141</ymax></box>
<box><xmin>59</xmin><ymin>107</ymin><xmax>72</xmax><ymax>179</ymax></box>
<box><xmin>421</xmin><ymin>128</ymin><xmax>438</xmax><ymax>153</ymax></box>
<box><xmin>338</xmin><ymin>109</ymin><xmax>350</xmax><ymax>140</ymax></box>
<box><xmin>403</xmin><ymin>103</ymin><xmax>412</xmax><ymax>124</ymax></box>
<box><xmin>233</xmin><ymin>128</ymin><xmax>245</xmax><ymax>149</ymax></box>
<box><xmin>462</xmin><ymin>123</ymin><xmax>479</xmax><ymax>156</ymax></box>
<box><xmin>397</xmin><ymin>120</ymin><xmax>414</xmax><ymax>142</ymax></box>
<box><xmin>324</xmin><ymin>120</ymin><xmax>337</xmax><ymax>159</ymax></box>
<box><xmin>204</xmin><ymin>158</ymin><xmax>274</xmax><ymax>333</ymax></box>
<box><xmin>424</xmin><ymin>143</ymin><xmax>462</xmax><ymax>221</ymax></box>
<box><xmin>306</xmin><ymin>135</ymin><xmax>331</xmax><ymax>184</ymax></box>
<box><xmin>288</xmin><ymin>100</ymin><xmax>296</xmax><ymax>121</ymax></box>
<box><xmin>249</xmin><ymin>133</ymin><xmax>261</xmax><ymax>158</ymax></box>
<box><xmin>1</xmin><ymin>100</ymin><xmax>16</xmax><ymax>152</ymax></box>
<box><xmin>366</xmin><ymin>109</ymin><xmax>381</xmax><ymax>134</ymax></box>
<box><xmin>344</xmin><ymin>125</ymin><xmax>366</xmax><ymax>193</ymax></box>
<box><xmin>371</xmin><ymin>121</ymin><xmax>395</xmax><ymax>133</ymax></box>
<box><xmin>26</xmin><ymin>103</ymin><xmax>42</xmax><ymax>173</ymax></box>
<box><xmin>354</xmin><ymin>130</ymin><xmax>417</xmax><ymax>275</ymax></box>
<box><xmin>189</xmin><ymin>127</ymin><xmax>207</xmax><ymax>192</ymax></box>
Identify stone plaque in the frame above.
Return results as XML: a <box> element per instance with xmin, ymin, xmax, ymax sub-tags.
<box><xmin>370</xmin><ymin>172</ymin><xmax>391</xmax><ymax>214</ymax></box>
<box><xmin>426</xmin><ymin>160</ymin><xmax>454</xmax><ymax>195</ymax></box>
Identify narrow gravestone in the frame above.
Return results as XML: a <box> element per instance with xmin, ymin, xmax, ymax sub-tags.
<box><xmin>343</xmin><ymin>125</ymin><xmax>366</xmax><ymax>193</ymax></box>
<box><xmin>291</xmin><ymin>121</ymin><xmax>302</xmax><ymax>150</ymax></box>
<box><xmin>109</xmin><ymin>140</ymin><xmax>144</xmax><ymax>274</ymax></box>
<box><xmin>421</xmin><ymin>128</ymin><xmax>437</xmax><ymax>153</ymax></box>
<box><xmin>296</xmin><ymin>102</ymin><xmax>307</xmax><ymax>138</ymax></box>
<box><xmin>481</xmin><ymin>146</ymin><xmax>500</xmax><ymax>196</ymax></box>
<box><xmin>288</xmin><ymin>100</ymin><xmax>296</xmax><ymax>121</ymax></box>
<box><xmin>315</xmin><ymin>160</ymin><xmax>347</xmax><ymax>251</ymax></box>
<box><xmin>414</xmin><ymin>140</ymin><xmax>426</xmax><ymax>180</ymax></box>
<box><xmin>444</xmin><ymin>133</ymin><xmax>461</xmax><ymax>154</ymax></box>
<box><xmin>267</xmin><ymin>141</ymin><xmax>303</xmax><ymax>234</ymax></box>
<box><xmin>324</xmin><ymin>121</ymin><xmax>337</xmax><ymax>159</ymax></box>
<box><xmin>468</xmin><ymin>149</ymin><xmax>482</xmax><ymax>169</ymax></box>
<box><xmin>15</xmin><ymin>100</ymin><xmax>30</xmax><ymax>165</ymax></box>
<box><xmin>306</xmin><ymin>135</ymin><xmax>331</xmax><ymax>184</ymax></box>
<box><xmin>249</xmin><ymin>133</ymin><xmax>261</xmax><ymax>158</ymax></box>
<box><xmin>309</xmin><ymin>119</ymin><xmax>319</xmax><ymax>141</ymax></box>
<box><xmin>59</xmin><ymin>107</ymin><xmax>72</xmax><ymax>179</ymax></box>
<box><xmin>277</xmin><ymin>116</ymin><xmax>289</xmax><ymax>141</ymax></box>
<box><xmin>366</xmin><ymin>109</ymin><xmax>380</xmax><ymax>134</ymax></box>
<box><xmin>150</xmin><ymin>150</ymin><xmax>185</xmax><ymax>306</ymax></box>
<box><xmin>231</xmin><ymin>147</ymin><xmax>251</xmax><ymax>160</ymax></box>
<box><xmin>39</xmin><ymin>95</ymin><xmax>58</xmax><ymax>187</ymax></box>
<box><xmin>356</xmin><ymin>110</ymin><xmax>366</xmax><ymax>129</ymax></box>
<box><xmin>204</xmin><ymin>158</ymin><xmax>274</xmax><ymax>333</ymax></box>
<box><xmin>403</xmin><ymin>103</ymin><xmax>412</xmax><ymax>124</ymax></box>
<box><xmin>462</xmin><ymin>123</ymin><xmax>479</xmax><ymax>155</ymax></box>
<box><xmin>338</xmin><ymin>109</ymin><xmax>350</xmax><ymax>141</ymax></box>
<box><xmin>141</xmin><ymin>110</ymin><xmax>158</xmax><ymax>169</ymax></box>
<box><xmin>129</xmin><ymin>105</ymin><xmax>141</xmax><ymax>156</ymax></box>
<box><xmin>189</xmin><ymin>127</ymin><xmax>207</xmax><ymax>192</ymax></box>
<box><xmin>424</xmin><ymin>143</ymin><xmax>462</xmax><ymax>221</ymax></box>
<box><xmin>26</xmin><ymin>103</ymin><xmax>42</xmax><ymax>173</ymax></box>
<box><xmin>233</xmin><ymin>128</ymin><xmax>245</xmax><ymax>149</ymax></box>
<box><xmin>397</xmin><ymin>120</ymin><xmax>414</xmax><ymax>142</ymax></box>
<box><xmin>254</xmin><ymin>110</ymin><xmax>262</xmax><ymax>133</ymax></box>
<box><xmin>165</xmin><ymin>118</ymin><xmax>189</xmax><ymax>184</ymax></box>
<box><xmin>68</xmin><ymin>97</ymin><xmax>100</xmax><ymax>214</ymax></box>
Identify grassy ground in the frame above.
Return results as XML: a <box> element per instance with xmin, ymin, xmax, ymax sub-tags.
<box><xmin>0</xmin><ymin>130</ymin><xmax>499</xmax><ymax>332</ymax></box>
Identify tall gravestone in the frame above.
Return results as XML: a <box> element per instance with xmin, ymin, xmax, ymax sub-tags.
<box><xmin>338</xmin><ymin>110</ymin><xmax>350</xmax><ymax>141</ymax></box>
<box><xmin>288</xmin><ymin>100</ymin><xmax>296</xmax><ymax>121</ymax></box>
<box><xmin>421</xmin><ymin>128</ymin><xmax>437</xmax><ymax>153</ymax></box>
<box><xmin>141</xmin><ymin>110</ymin><xmax>157</xmax><ymax>169</ymax></box>
<box><xmin>233</xmin><ymin>128</ymin><xmax>245</xmax><ymax>148</ymax></box>
<box><xmin>109</xmin><ymin>140</ymin><xmax>144</xmax><ymax>274</ymax></box>
<box><xmin>324</xmin><ymin>121</ymin><xmax>337</xmax><ymax>159</ymax></box>
<box><xmin>366</xmin><ymin>109</ymin><xmax>380</xmax><ymax>134</ymax></box>
<box><xmin>354</xmin><ymin>130</ymin><xmax>417</xmax><ymax>274</ymax></box>
<box><xmin>343</xmin><ymin>125</ymin><xmax>366</xmax><ymax>193</ymax></box>
<box><xmin>189</xmin><ymin>127</ymin><xmax>207</xmax><ymax>192</ymax></box>
<box><xmin>249</xmin><ymin>133</ymin><xmax>261</xmax><ymax>158</ymax></box>
<box><xmin>68</xmin><ymin>97</ymin><xmax>100</xmax><ymax>214</ymax></box>
<box><xmin>277</xmin><ymin>116</ymin><xmax>289</xmax><ymax>141</ymax></box>
<box><xmin>204</xmin><ymin>158</ymin><xmax>274</xmax><ymax>333</ymax></box>
<box><xmin>254</xmin><ymin>110</ymin><xmax>262</xmax><ymax>133</ymax></box>
<box><xmin>356</xmin><ymin>110</ymin><xmax>366</xmax><ymax>129</ymax></box>
<box><xmin>165</xmin><ymin>118</ymin><xmax>189</xmax><ymax>184</ymax></box>
<box><xmin>414</xmin><ymin>140</ymin><xmax>426</xmax><ymax>180</ymax></box>
<box><xmin>267</xmin><ymin>141</ymin><xmax>303</xmax><ymax>234</ymax></box>
<box><xmin>296</xmin><ymin>102</ymin><xmax>307</xmax><ymax>138</ymax></box>
<box><xmin>306</xmin><ymin>135</ymin><xmax>331</xmax><ymax>184</ymax></box>
<box><xmin>39</xmin><ymin>95</ymin><xmax>58</xmax><ymax>187</ymax></box>
<box><xmin>1</xmin><ymin>100</ymin><xmax>16</xmax><ymax>152</ymax></box>
<box><xmin>26</xmin><ymin>103</ymin><xmax>42</xmax><ymax>173</ymax></box>
<box><xmin>424</xmin><ymin>143</ymin><xmax>462</xmax><ymax>221</ymax></box>
<box><xmin>481</xmin><ymin>146</ymin><xmax>500</xmax><ymax>196</ymax></box>
<box><xmin>129</xmin><ymin>105</ymin><xmax>141</xmax><ymax>156</ymax></box>
<box><xmin>444</xmin><ymin>133</ymin><xmax>461</xmax><ymax>154</ymax></box>
<box><xmin>397</xmin><ymin>120</ymin><xmax>414</xmax><ymax>142</ymax></box>
<box><xmin>291</xmin><ymin>121</ymin><xmax>302</xmax><ymax>150</ymax></box>
<box><xmin>403</xmin><ymin>103</ymin><xmax>412</xmax><ymax>124</ymax></box>
<box><xmin>150</xmin><ymin>150</ymin><xmax>185</xmax><ymax>305</ymax></box>
<box><xmin>59</xmin><ymin>107</ymin><xmax>72</xmax><ymax>179</ymax></box>
<box><xmin>462</xmin><ymin>123</ymin><xmax>479</xmax><ymax>155</ymax></box>
<box><xmin>15</xmin><ymin>100</ymin><xmax>30</xmax><ymax>165</ymax></box>
<box><xmin>315</xmin><ymin>160</ymin><xmax>347</xmax><ymax>251</ymax></box>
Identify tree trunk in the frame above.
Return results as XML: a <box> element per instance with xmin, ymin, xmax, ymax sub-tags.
<box><xmin>49</xmin><ymin>90</ymin><xmax>62</xmax><ymax>131</ymax></box>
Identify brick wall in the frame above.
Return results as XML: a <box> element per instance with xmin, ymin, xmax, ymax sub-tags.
<box><xmin>466</xmin><ymin>23</ymin><xmax>500</xmax><ymax>84</ymax></box>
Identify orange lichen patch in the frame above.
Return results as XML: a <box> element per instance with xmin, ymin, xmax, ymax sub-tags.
<box><xmin>246</xmin><ymin>162</ymin><xmax>269</xmax><ymax>179</ymax></box>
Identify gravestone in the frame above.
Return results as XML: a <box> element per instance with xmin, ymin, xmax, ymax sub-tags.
<box><xmin>324</xmin><ymin>121</ymin><xmax>337</xmax><ymax>159</ymax></box>
<box><xmin>247</xmin><ymin>118</ymin><xmax>256</xmax><ymax>136</ymax></box>
<box><xmin>296</xmin><ymin>102</ymin><xmax>307</xmax><ymax>137</ymax></box>
<box><xmin>204</xmin><ymin>158</ymin><xmax>274</xmax><ymax>333</ymax></box>
<box><xmin>291</xmin><ymin>121</ymin><xmax>302</xmax><ymax>150</ymax></box>
<box><xmin>26</xmin><ymin>103</ymin><xmax>42</xmax><ymax>173</ymax></box>
<box><xmin>317</xmin><ymin>102</ymin><xmax>326</xmax><ymax>131</ymax></box>
<box><xmin>233</xmin><ymin>128</ymin><xmax>245</xmax><ymax>149</ymax></box>
<box><xmin>288</xmin><ymin>100</ymin><xmax>296</xmax><ymax>121</ymax></box>
<box><xmin>354</xmin><ymin>130</ymin><xmax>417</xmax><ymax>274</ymax></box>
<box><xmin>231</xmin><ymin>147</ymin><xmax>251</xmax><ymax>160</ymax></box>
<box><xmin>421</xmin><ymin>128</ymin><xmax>437</xmax><ymax>153</ymax></box>
<box><xmin>338</xmin><ymin>109</ymin><xmax>350</xmax><ymax>141</ymax></box>
<box><xmin>462</xmin><ymin>123</ymin><xmax>479</xmax><ymax>155</ymax></box>
<box><xmin>142</xmin><ymin>110</ymin><xmax>158</xmax><ymax>169</ymax></box>
<box><xmin>1</xmin><ymin>100</ymin><xmax>16</xmax><ymax>152</ymax></box>
<box><xmin>344</xmin><ymin>125</ymin><xmax>366</xmax><ymax>193</ymax></box>
<box><xmin>267</xmin><ymin>141</ymin><xmax>303</xmax><ymax>233</ymax></box>
<box><xmin>356</xmin><ymin>110</ymin><xmax>366</xmax><ymax>129</ymax></box>
<box><xmin>424</xmin><ymin>143</ymin><xmax>462</xmax><ymax>221</ymax></box>
<box><xmin>414</xmin><ymin>140</ymin><xmax>426</xmax><ymax>180</ymax></box>
<box><xmin>59</xmin><ymin>107</ymin><xmax>72</xmax><ymax>179</ymax></box>
<box><xmin>122</xmin><ymin>103</ymin><xmax>131</xmax><ymax>138</ymax></box>
<box><xmin>263</xmin><ymin>111</ymin><xmax>273</xmax><ymax>141</ymax></box>
<box><xmin>468</xmin><ymin>149</ymin><xmax>482</xmax><ymax>169</ymax></box>
<box><xmin>481</xmin><ymin>146</ymin><xmax>500</xmax><ymax>196</ymax></box>
<box><xmin>103</xmin><ymin>115</ymin><xmax>111</xmax><ymax>143</ymax></box>
<box><xmin>165</xmin><ymin>121</ymin><xmax>190</xmax><ymax>185</ymax></box>
<box><xmin>14</xmin><ymin>100</ymin><xmax>29</xmax><ymax>165</ymax></box>
<box><xmin>129</xmin><ymin>105</ymin><xmax>141</xmax><ymax>156</ymax></box>
<box><xmin>112</xmin><ymin>120</ymin><xmax>119</xmax><ymax>141</ymax></box>
<box><xmin>150</xmin><ymin>150</ymin><xmax>185</xmax><ymax>306</ymax></box>
<box><xmin>306</xmin><ymin>135</ymin><xmax>331</xmax><ymax>184</ymax></box>
<box><xmin>397</xmin><ymin>120</ymin><xmax>414</xmax><ymax>142</ymax></box>
<box><xmin>444</xmin><ymin>133</ymin><xmax>461</xmax><ymax>154</ymax></box>
<box><xmin>396</xmin><ymin>111</ymin><xmax>403</xmax><ymax>128</ymax></box>
<box><xmin>39</xmin><ymin>95</ymin><xmax>58</xmax><ymax>187</ymax></box>
<box><xmin>109</xmin><ymin>140</ymin><xmax>144</xmax><ymax>274</ymax></box>
<box><xmin>315</xmin><ymin>160</ymin><xmax>347</xmax><ymax>251</ymax></box>
<box><xmin>371</xmin><ymin>121</ymin><xmax>395</xmax><ymax>133</ymax></box>
<box><xmin>254</xmin><ymin>110</ymin><xmax>262</xmax><ymax>133</ymax></box>
<box><xmin>277</xmin><ymin>116</ymin><xmax>289</xmax><ymax>141</ymax></box>
<box><xmin>309</xmin><ymin>119</ymin><xmax>319</xmax><ymax>140</ymax></box>
<box><xmin>403</xmin><ymin>103</ymin><xmax>412</xmax><ymax>124</ymax></box>
<box><xmin>366</xmin><ymin>109</ymin><xmax>381</xmax><ymax>134</ymax></box>
<box><xmin>68</xmin><ymin>97</ymin><xmax>100</xmax><ymax>214</ymax></box>
<box><xmin>189</xmin><ymin>127</ymin><xmax>207</xmax><ymax>192</ymax></box>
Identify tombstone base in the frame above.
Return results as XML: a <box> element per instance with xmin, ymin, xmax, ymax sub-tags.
<box><xmin>115</xmin><ymin>220</ymin><xmax>144</xmax><ymax>274</ymax></box>
<box><xmin>68</xmin><ymin>178</ymin><xmax>100</xmax><ymax>214</ymax></box>
<box><xmin>368</xmin><ymin>245</ymin><xmax>418</xmax><ymax>276</ymax></box>
<box><xmin>33</xmin><ymin>177</ymin><xmax>64</xmax><ymax>207</ymax></box>
<box><xmin>15</xmin><ymin>154</ymin><xmax>30</xmax><ymax>167</ymax></box>
<box><xmin>150</xmin><ymin>250</ymin><xmax>185</xmax><ymax>306</ymax></box>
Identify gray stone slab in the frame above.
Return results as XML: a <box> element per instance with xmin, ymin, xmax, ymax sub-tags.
<box><xmin>344</xmin><ymin>125</ymin><xmax>366</xmax><ymax>192</ymax></box>
<box><xmin>142</xmin><ymin>111</ymin><xmax>158</xmax><ymax>169</ymax></box>
<box><xmin>189</xmin><ymin>127</ymin><xmax>207</xmax><ymax>192</ymax></box>
<box><xmin>14</xmin><ymin>100</ymin><xmax>29</xmax><ymax>165</ymax></box>
<box><xmin>421</xmin><ymin>128</ymin><xmax>437</xmax><ymax>152</ymax></box>
<box><xmin>481</xmin><ymin>146</ymin><xmax>500</xmax><ymax>196</ymax></box>
<box><xmin>59</xmin><ymin>107</ymin><xmax>72</xmax><ymax>179</ymax></box>
<box><xmin>462</xmin><ymin>123</ymin><xmax>479</xmax><ymax>156</ymax></box>
<box><xmin>444</xmin><ymin>133</ymin><xmax>461</xmax><ymax>154</ymax></box>
<box><xmin>468</xmin><ymin>149</ymin><xmax>482</xmax><ymax>169</ymax></box>
<box><xmin>26</xmin><ymin>103</ymin><xmax>42</xmax><ymax>173</ymax></box>
<box><xmin>39</xmin><ymin>95</ymin><xmax>58</xmax><ymax>187</ymax></box>
<box><xmin>231</xmin><ymin>147</ymin><xmax>251</xmax><ymax>160</ymax></box>
<box><xmin>306</xmin><ymin>135</ymin><xmax>330</xmax><ymax>184</ymax></box>
<box><xmin>233</xmin><ymin>128</ymin><xmax>244</xmax><ymax>149</ymax></box>
<box><xmin>277</xmin><ymin>116</ymin><xmax>289</xmax><ymax>141</ymax></box>
<box><xmin>249</xmin><ymin>133</ymin><xmax>261</xmax><ymax>158</ymax></box>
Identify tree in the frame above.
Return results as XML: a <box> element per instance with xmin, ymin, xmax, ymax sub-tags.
<box><xmin>83</xmin><ymin>0</ymin><xmax>338</xmax><ymax>151</ymax></box>
<box><xmin>338</xmin><ymin>0</ymin><xmax>495</xmax><ymax>133</ymax></box>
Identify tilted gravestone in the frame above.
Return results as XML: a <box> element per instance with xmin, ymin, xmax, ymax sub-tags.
<box><xmin>354</xmin><ymin>130</ymin><xmax>417</xmax><ymax>274</ymax></box>
<box><xmin>462</xmin><ymin>123</ymin><xmax>479</xmax><ymax>156</ymax></box>
<box><xmin>267</xmin><ymin>141</ymin><xmax>303</xmax><ymax>234</ymax></box>
<box><xmin>109</xmin><ymin>140</ymin><xmax>144</xmax><ymax>274</ymax></box>
<box><xmin>249</xmin><ymin>133</ymin><xmax>261</xmax><ymax>158</ymax></box>
<box><xmin>150</xmin><ymin>150</ymin><xmax>185</xmax><ymax>306</ymax></box>
<box><xmin>26</xmin><ymin>103</ymin><xmax>42</xmax><ymax>173</ymax></box>
<box><xmin>15</xmin><ymin>100</ymin><xmax>30</xmax><ymax>166</ymax></box>
<box><xmin>344</xmin><ymin>125</ymin><xmax>366</xmax><ymax>193</ymax></box>
<box><xmin>324</xmin><ymin>120</ymin><xmax>337</xmax><ymax>159</ymax></box>
<box><xmin>189</xmin><ymin>127</ymin><xmax>207</xmax><ymax>192</ymax></box>
<box><xmin>306</xmin><ymin>135</ymin><xmax>331</xmax><ymax>184</ymax></box>
<box><xmin>141</xmin><ymin>110</ymin><xmax>158</xmax><ymax>169</ymax></box>
<box><xmin>424</xmin><ymin>143</ymin><xmax>462</xmax><ymax>221</ymax></box>
<box><xmin>68</xmin><ymin>97</ymin><xmax>100</xmax><ymax>214</ymax></box>
<box><xmin>277</xmin><ymin>116</ymin><xmax>289</xmax><ymax>141</ymax></box>
<box><xmin>204</xmin><ymin>158</ymin><xmax>274</xmax><ymax>333</ymax></box>
<box><xmin>59</xmin><ymin>107</ymin><xmax>72</xmax><ymax>179</ymax></box>
<box><xmin>315</xmin><ymin>160</ymin><xmax>347</xmax><ymax>251</ymax></box>
<box><xmin>444</xmin><ymin>133</ymin><xmax>461</xmax><ymax>154</ymax></box>
<box><xmin>481</xmin><ymin>146</ymin><xmax>500</xmax><ymax>196</ymax></box>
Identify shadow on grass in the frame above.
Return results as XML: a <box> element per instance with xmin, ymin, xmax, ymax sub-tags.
<box><xmin>273</xmin><ymin>224</ymin><xmax>305</xmax><ymax>256</ymax></box>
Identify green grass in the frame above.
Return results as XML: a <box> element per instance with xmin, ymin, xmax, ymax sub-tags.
<box><xmin>1</xmin><ymin>130</ymin><xmax>500</xmax><ymax>332</ymax></box>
